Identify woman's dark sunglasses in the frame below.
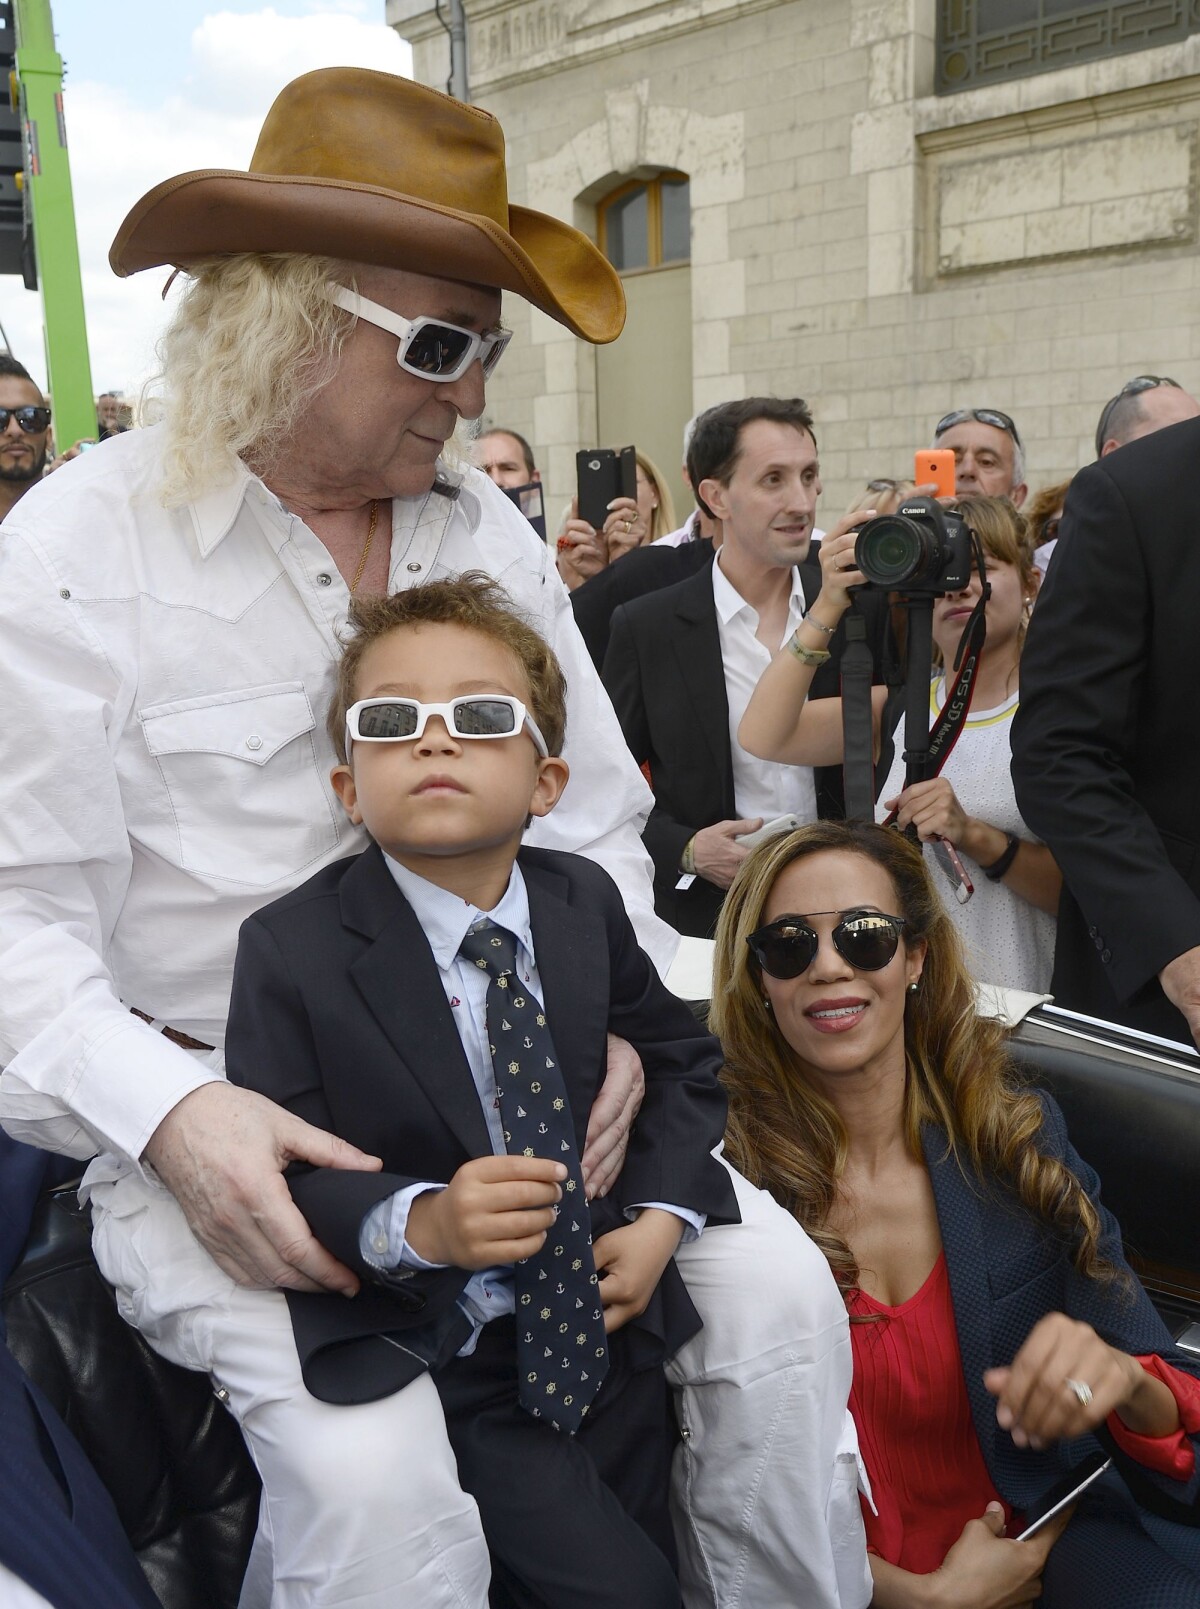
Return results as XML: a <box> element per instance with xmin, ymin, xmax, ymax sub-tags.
<box><xmin>0</xmin><ymin>405</ymin><xmax>50</xmax><ymax>433</ymax></box>
<box><xmin>746</xmin><ymin>909</ymin><xmax>908</xmax><ymax>980</ymax></box>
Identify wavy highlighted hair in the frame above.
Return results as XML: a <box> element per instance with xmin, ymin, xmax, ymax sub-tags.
<box><xmin>712</xmin><ymin>821</ymin><xmax>1117</xmax><ymax>1298</ymax></box>
<box><xmin>151</xmin><ymin>253</ymin><xmax>352</xmax><ymax>506</ymax></box>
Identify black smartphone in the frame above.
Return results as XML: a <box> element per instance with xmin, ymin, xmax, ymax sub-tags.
<box><xmin>1015</xmin><ymin>1453</ymin><xmax>1111</xmax><ymax>1541</ymax></box>
<box><xmin>576</xmin><ymin>446</ymin><xmax>636</xmax><ymax>532</ymax></box>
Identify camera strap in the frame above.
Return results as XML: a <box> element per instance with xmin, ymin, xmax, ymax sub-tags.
<box><xmin>840</xmin><ymin>602</ymin><xmax>877</xmax><ymax>822</ymax></box>
<box><xmin>880</xmin><ymin>537</ymin><xmax>990</xmax><ymax>825</ymax></box>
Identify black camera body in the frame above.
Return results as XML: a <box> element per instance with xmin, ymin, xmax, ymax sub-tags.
<box><xmin>854</xmin><ymin>497</ymin><xmax>973</xmax><ymax>595</ymax></box>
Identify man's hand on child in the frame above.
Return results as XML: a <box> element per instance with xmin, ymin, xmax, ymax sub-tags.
<box><xmin>407</xmin><ymin>1155</ymin><xmax>567</xmax><ymax>1270</ymax></box>
<box><xmin>143</xmin><ymin>1082</ymin><xmax>382</xmax><ymax>1296</ymax></box>
<box><xmin>593</xmin><ymin>1209</ymin><xmax>685</xmax><ymax>1333</ymax></box>
<box><xmin>581</xmin><ymin>1034</ymin><xmax>645</xmax><ymax>1200</ymax></box>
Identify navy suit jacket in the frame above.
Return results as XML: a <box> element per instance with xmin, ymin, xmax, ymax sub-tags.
<box><xmin>926</xmin><ymin>1093</ymin><xmax>1200</xmax><ymax>1530</ymax></box>
<box><xmin>225</xmin><ymin>843</ymin><xmax>738</xmax><ymax>1404</ymax></box>
<box><xmin>0</xmin><ymin>1343</ymin><xmax>160</xmax><ymax>1609</ymax></box>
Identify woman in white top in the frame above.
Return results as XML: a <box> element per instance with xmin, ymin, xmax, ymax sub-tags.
<box><xmin>739</xmin><ymin>495</ymin><xmax>1060</xmax><ymax>992</ymax></box>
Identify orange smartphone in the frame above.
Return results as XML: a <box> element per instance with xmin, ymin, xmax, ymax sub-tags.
<box><xmin>915</xmin><ymin>449</ymin><xmax>955</xmax><ymax>499</ymax></box>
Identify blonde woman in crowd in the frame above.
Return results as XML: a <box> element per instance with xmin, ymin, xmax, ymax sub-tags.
<box><xmin>557</xmin><ymin>449</ymin><xmax>676</xmax><ymax>588</ymax></box>
<box><xmin>739</xmin><ymin>495</ymin><xmax>1059</xmax><ymax>991</ymax></box>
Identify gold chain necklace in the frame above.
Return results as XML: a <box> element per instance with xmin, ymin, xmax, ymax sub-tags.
<box><xmin>350</xmin><ymin>499</ymin><xmax>380</xmax><ymax>594</ymax></box>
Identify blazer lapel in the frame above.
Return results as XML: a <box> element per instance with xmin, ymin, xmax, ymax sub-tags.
<box><xmin>922</xmin><ymin>1123</ymin><xmax>997</xmax><ymax>1459</ymax></box>
<box><xmin>670</xmin><ymin>565</ymin><xmax>734</xmax><ymax>792</ymax></box>
<box><xmin>522</xmin><ymin>858</ymin><xmax>609</xmax><ymax>1157</ymax></box>
<box><xmin>342</xmin><ymin>849</ymin><xmax>493</xmax><ymax>1160</ymax></box>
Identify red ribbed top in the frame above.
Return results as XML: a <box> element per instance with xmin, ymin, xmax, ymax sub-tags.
<box><xmin>848</xmin><ymin>1253</ymin><xmax>1008</xmax><ymax>1573</ymax></box>
<box><xmin>848</xmin><ymin>1254</ymin><xmax>1200</xmax><ymax>1574</ymax></box>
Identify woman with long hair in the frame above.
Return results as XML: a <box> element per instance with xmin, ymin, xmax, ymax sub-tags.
<box><xmin>713</xmin><ymin>821</ymin><xmax>1200</xmax><ymax>1607</ymax></box>
<box><xmin>739</xmin><ymin>496</ymin><xmax>1059</xmax><ymax>991</ymax></box>
<box><xmin>556</xmin><ymin>449</ymin><xmax>677</xmax><ymax>588</ymax></box>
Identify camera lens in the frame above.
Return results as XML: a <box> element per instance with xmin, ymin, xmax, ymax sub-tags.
<box><xmin>855</xmin><ymin>515</ymin><xmax>940</xmax><ymax>587</ymax></box>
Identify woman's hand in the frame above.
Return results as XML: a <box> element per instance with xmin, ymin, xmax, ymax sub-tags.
<box><xmin>601</xmin><ymin>495</ymin><xmax>645</xmax><ymax>562</ymax></box>
<box><xmin>556</xmin><ymin>498</ymin><xmax>608</xmax><ymax>590</ymax></box>
<box><xmin>884</xmin><ymin>777</ymin><xmax>973</xmax><ymax>848</ymax></box>
<box><xmin>814</xmin><ymin>513</ymin><xmax>873</xmax><ymax>615</ymax></box>
<box><xmin>984</xmin><ymin>1313</ymin><xmax>1180</xmax><ymax>1447</ymax></box>
<box><xmin>928</xmin><ymin>1502</ymin><xmax>1067</xmax><ymax>1608</ymax></box>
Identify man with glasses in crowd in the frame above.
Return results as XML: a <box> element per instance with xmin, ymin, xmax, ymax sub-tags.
<box><xmin>931</xmin><ymin>405</ymin><xmax>1027</xmax><ymax>506</ymax></box>
<box><xmin>0</xmin><ymin>354</ymin><xmax>52</xmax><ymax>522</ymax></box>
<box><xmin>1095</xmin><ymin>374</ymin><xmax>1200</xmax><ymax>458</ymax></box>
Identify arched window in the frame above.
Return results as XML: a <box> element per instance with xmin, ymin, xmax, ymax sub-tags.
<box><xmin>598</xmin><ymin>173</ymin><xmax>690</xmax><ymax>273</ymax></box>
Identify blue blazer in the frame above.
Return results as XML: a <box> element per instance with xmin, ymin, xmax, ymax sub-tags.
<box><xmin>926</xmin><ymin>1093</ymin><xmax>1200</xmax><ymax>1542</ymax></box>
<box><xmin>0</xmin><ymin>1342</ymin><xmax>160</xmax><ymax>1609</ymax></box>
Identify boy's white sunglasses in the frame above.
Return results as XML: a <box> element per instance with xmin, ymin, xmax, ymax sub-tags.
<box><xmin>326</xmin><ymin>286</ymin><xmax>512</xmax><ymax>383</ymax></box>
<box><xmin>345</xmin><ymin>695</ymin><xmax>548</xmax><ymax>757</ymax></box>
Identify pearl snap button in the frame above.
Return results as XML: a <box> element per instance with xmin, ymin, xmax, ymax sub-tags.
<box><xmin>246</xmin><ymin>735</ymin><xmax>263</xmax><ymax>751</ymax></box>
<box><xmin>372</xmin><ymin>1234</ymin><xmax>389</xmax><ymax>1254</ymax></box>
<box><xmin>407</xmin><ymin>562</ymin><xmax>422</xmax><ymax>573</ymax></box>
<box><xmin>317</xmin><ymin>572</ymin><xmax>332</xmax><ymax>586</ymax></box>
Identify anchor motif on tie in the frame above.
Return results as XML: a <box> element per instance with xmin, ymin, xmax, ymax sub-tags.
<box><xmin>523</xmin><ymin>1036</ymin><xmax>534</xmax><ymax>1049</ymax></box>
<box><xmin>538</xmin><ymin>1121</ymin><xmax>548</xmax><ymax>1134</ymax></box>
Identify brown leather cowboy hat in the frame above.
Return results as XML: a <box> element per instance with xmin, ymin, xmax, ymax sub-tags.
<box><xmin>109</xmin><ymin>67</ymin><xmax>624</xmax><ymax>344</ymax></box>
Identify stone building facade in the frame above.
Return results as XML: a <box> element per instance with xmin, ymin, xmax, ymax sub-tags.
<box><xmin>386</xmin><ymin>0</ymin><xmax>1200</xmax><ymax>519</ymax></box>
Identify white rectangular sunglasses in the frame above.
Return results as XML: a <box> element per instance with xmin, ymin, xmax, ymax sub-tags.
<box><xmin>346</xmin><ymin>695</ymin><xmax>548</xmax><ymax>757</ymax></box>
<box><xmin>326</xmin><ymin>286</ymin><xmax>512</xmax><ymax>383</ymax></box>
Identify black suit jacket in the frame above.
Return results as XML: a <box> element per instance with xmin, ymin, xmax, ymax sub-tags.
<box><xmin>225</xmin><ymin>843</ymin><xmax>737</xmax><ymax>1403</ymax></box>
<box><xmin>602</xmin><ymin>555</ymin><xmax>893</xmax><ymax>936</ymax></box>
<box><xmin>1012</xmin><ymin>417</ymin><xmax>1200</xmax><ymax>1042</ymax></box>
<box><xmin>571</xmin><ymin>534</ymin><xmax>714</xmax><ymax>670</ymax></box>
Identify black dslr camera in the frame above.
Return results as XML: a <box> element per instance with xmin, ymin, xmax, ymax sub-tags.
<box><xmin>854</xmin><ymin>496</ymin><xmax>973</xmax><ymax>595</ymax></box>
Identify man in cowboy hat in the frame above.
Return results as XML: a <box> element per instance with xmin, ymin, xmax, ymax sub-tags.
<box><xmin>0</xmin><ymin>69</ymin><xmax>868</xmax><ymax>1609</ymax></box>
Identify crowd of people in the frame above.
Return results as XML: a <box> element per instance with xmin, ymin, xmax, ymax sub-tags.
<box><xmin>2</xmin><ymin>60</ymin><xmax>1200</xmax><ymax>1609</ymax></box>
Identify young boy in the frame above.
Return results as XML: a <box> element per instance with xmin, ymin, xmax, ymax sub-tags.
<box><xmin>224</xmin><ymin>574</ymin><xmax>737</xmax><ymax>1607</ymax></box>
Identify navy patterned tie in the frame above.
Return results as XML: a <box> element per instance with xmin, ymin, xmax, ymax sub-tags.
<box><xmin>458</xmin><ymin>919</ymin><xmax>608</xmax><ymax>1433</ymax></box>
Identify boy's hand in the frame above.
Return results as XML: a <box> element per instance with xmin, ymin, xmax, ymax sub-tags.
<box><xmin>593</xmin><ymin>1208</ymin><xmax>685</xmax><ymax>1333</ymax></box>
<box><xmin>407</xmin><ymin>1155</ymin><xmax>566</xmax><ymax>1270</ymax></box>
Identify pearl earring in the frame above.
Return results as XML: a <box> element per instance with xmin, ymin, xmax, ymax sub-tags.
<box><xmin>907</xmin><ymin>981</ymin><xmax>920</xmax><ymax>994</ymax></box>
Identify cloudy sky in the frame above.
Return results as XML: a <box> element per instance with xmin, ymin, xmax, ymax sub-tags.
<box><xmin>4</xmin><ymin>2</ymin><xmax>412</xmax><ymax>395</ymax></box>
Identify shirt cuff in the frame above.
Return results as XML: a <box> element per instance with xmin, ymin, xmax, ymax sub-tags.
<box><xmin>1107</xmin><ymin>1355</ymin><xmax>1200</xmax><ymax>1481</ymax></box>
<box><xmin>359</xmin><ymin>1182</ymin><xmax>448</xmax><ymax>1271</ymax></box>
<box><xmin>625</xmin><ymin>1202</ymin><xmax>705</xmax><ymax>1243</ymax></box>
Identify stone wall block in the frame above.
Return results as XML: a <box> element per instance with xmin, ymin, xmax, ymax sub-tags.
<box><xmin>850</xmin><ymin>103</ymin><xmax>913</xmax><ymax>174</ymax></box>
<box><xmin>693</xmin><ymin>258</ymin><xmax>747</xmax><ymax>318</ymax></box>
<box><xmin>868</xmin><ymin>36</ymin><xmax>910</xmax><ymax>107</ymax></box>
<box><xmin>605</xmin><ymin>81</ymin><xmax>650</xmax><ymax>173</ymax></box>
<box><xmin>684</xmin><ymin>111</ymin><xmax>746</xmax><ymax>205</ymax></box>
<box><xmin>693</xmin><ymin>318</ymin><xmax>730</xmax><ymax>377</ymax></box>
<box><xmin>850</xmin><ymin>0</ymin><xmax>912</xmax><ymax>48</ymax></box>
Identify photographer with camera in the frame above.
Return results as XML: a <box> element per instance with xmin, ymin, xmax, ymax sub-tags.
<box><xmin>740</xmin><ymin>495</ymin><xmax>1061</xmax><ymax>991</ymax></box>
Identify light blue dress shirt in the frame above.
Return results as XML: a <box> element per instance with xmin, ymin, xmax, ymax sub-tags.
<box><xmin>358</xmin><ymin>855</ymin><xmax>702</xmax><ymax>1353</ymax></box>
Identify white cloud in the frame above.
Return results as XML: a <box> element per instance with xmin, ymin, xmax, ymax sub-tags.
<box><xmin>0</xmin><ymin>8</ymin><xmax>411</xmax><ymax>403</ymax></box>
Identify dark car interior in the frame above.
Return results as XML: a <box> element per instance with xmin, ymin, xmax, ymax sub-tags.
<box><xmin>5</xmin><ymin>999</ymin><xmax>1200</xmax><ymax>1609</ymax></box>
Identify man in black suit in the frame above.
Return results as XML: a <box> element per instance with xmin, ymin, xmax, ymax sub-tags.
<box><xmin>1012</xmin><ymin>416</ymin><xmax>1200</xmax><ymax>1046</ymax></box>
<box><xmin>603</xmin><ymin>398</ymin><xmax>891</xmax><ymax>937</ymax></box>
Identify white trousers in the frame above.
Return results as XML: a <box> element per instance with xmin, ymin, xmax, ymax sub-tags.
<box><xmin>89</xmin><ymin>1157</ymin><xmax>869</xmax><ymax>1609</ymax></box>
<box><xmin>89</xmin><ymin>1168</ymin><xmax>491</xmax><ymax>1609</ymax></box>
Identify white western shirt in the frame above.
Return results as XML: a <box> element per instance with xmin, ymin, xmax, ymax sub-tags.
<box><xmin>710</xmin><ymin>552</ymin><xmax>818</xmax><ymax>826</ymax></box>
<box><xmin>0</xmin><ymin>426</ymin><xmax>673</xmax><ymax>1167</ymax></box>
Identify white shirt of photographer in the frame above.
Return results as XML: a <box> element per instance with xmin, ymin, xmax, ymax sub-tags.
<box><xmin>0</xmin><ymin>426</ymin><xmax>671</xmax><ymax>1168</ymax></box>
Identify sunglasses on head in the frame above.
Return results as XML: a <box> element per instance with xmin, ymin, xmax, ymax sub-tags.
<box><xmin>746</xmin><ymin>909</ymin><xmax>908</xmax><ymax>980</ymax></box>
<box><xmin>0</xmin><ymin>405</ymin><xmax>50</xmax><ymax>433</ymax></box>
<box><xmin>934</xmin><ymin>408</ymin><xmax>1023</xmax><ymax>454</ymax></box>
<box><xmin>1094</xmin><ymin>375</ymin><xmax>1181</xmax><ymax>456</ymax></box>
<box><xmin>326</xmin><ymin>286</ymin><xmax>512</xmax><ymax>383</ymax></box>
<box><xmin>346</xmin><ymin>695</ymin><xmax>548</xmax><ymax>756</ymax></box>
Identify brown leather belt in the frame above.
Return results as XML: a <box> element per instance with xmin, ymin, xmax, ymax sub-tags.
<box><xmin>130</xmin><ymin>1007</ymin><xmax>214</xmax><ymax>1053</ymax></box>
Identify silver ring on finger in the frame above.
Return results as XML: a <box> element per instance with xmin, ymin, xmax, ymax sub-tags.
<box><xmin>1065</xmin><ymin>1377</ymin><xmax>1093</xmax><ymax>1408</ymax></box>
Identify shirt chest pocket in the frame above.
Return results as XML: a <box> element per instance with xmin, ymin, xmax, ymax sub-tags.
<box><xmin>139</xmin><ymin>682</ymin><xmax>342</xmax><ymax>889</ymax></box>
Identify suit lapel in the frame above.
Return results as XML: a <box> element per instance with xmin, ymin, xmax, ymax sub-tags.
<box><xmin>522</xmin><ymin>857</ymin><xmax>609</xmax><ymax>1156</ymax></box>
<box><xmin>342</xmin><ymin>849</ymin><xmax>493</xmax><ymax>1160</ymax></box>
<box><xmin>670</xmin><ymin>565</ymin><xmax>734</xmax><ymax>793</ymax></box>
<box><xmin>922</xmin><ymin>1123</ymin><xmax>997</xmax><ymax>1459</ymax></box>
